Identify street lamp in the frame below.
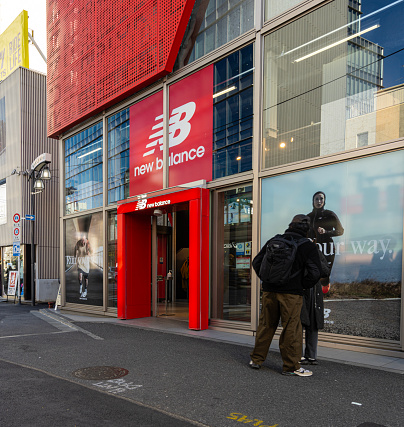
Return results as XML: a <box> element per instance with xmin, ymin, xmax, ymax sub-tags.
<box><xmin>11</xmin><ymin>154</ymin><xmax>52</xmax><ymax>306</ymax></box>
<box><xmin>27</xmin><ymin>153</ymin><xmax>52</xmax><ymax>306</ymax></box>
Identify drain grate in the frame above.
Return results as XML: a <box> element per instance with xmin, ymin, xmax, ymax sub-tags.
<box><xmin>72</xmin><ymin>366</ymin><xmax>129</xmax><ymax>380</ymax></box>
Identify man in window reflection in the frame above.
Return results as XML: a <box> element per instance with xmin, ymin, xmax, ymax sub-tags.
<box><xmin>75</xmin><ymin>234</ymin><xmax>92</xmax><ymax>300</ymax></box>
<box><xmin>307</xmin><ymin>191</ymin><xmax>344</xmax><ymax>292</ymax></box>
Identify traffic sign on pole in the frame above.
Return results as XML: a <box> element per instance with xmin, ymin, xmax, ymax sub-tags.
<box><xmin>13</xmin><ymin>242</ymin><xmax>20</xmax><ymax>256</ymax></box>
<box><xmin>13</xmin><ymin>213</ymin><xmax>21</xmax><ymax>223</ymax></box>
<box><xmin>26</xmin><ymin>214</ymin><xmax>35</xmax><ymax>221</ymax></box>
<box><xmin>13</xmin><ymin>223</ymin><xmax>21</xmax><ymax>241</ymax></box>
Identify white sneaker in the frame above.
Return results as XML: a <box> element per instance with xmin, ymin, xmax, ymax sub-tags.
<box><xmin>282</xmin><ymin>367</ymin><xmax>313</xmax><ymax>377</ymax></box>
<box><xmin>82</xmin><ymin>289</ymin><xmax>87</xmax><ymax>298</ymax></box>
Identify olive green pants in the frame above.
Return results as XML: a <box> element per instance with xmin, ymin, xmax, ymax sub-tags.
<box><xmin>250</xmin><ymin>292</ymin><xmax>303</xmax><ymax>372</ymax></box>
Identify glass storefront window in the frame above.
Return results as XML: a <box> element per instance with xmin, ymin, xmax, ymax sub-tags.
<box><xmin>107</xmin><ymin>210</ymin><xmax>118</xmax><ymax>308</ymax></box>
<box><xmin>262</xmin><ymin>0</ymin><xmax>404</xmax><ymax>169</ymax></box>
<box><xmin>1</xmin><ymin>246</ymin><xmax>23</xmax><ymax>298</ymax></box>
<box><xmin>264</xmin><ymin>0</ymin><xmax>303</xmax><ymax>23</ymax></box>
<box><xmin>213</xmin><ymin>44</ymin><xmax>254</xmax><ymax>178</ymax></box>
<box><xmin>214</xmin><ymin>185</ymin><xmax>253</xmax><ymax>322</ymax></box>
<box><xmin>108</xmin><ymin>109</ymin><xmax>130</xmax><ymax>204</ymax></box>
<box><xmin>175</xmin><ymin>0</ymin><xmax>254</xmax><ymax>69</ymax></box>
<box><xmin>65</xmin><ymin>123</ymin><xmax>103</xmax><ymax>214</ymax></box>
<box><xmin>261</xmin><ymin>150</ymin><xmax>403</xmax><ymax>341</ymax></box>
<box><xmin>64</xmin><ymin>213</ymin><xmax>104</xmax><ymax>306</ymax></box>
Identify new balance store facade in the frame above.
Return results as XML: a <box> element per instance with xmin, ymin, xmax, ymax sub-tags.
<box><xmin>49</xmin><ymin>0</ymin><xmax>404</xmax><ymax>354</ymax></box>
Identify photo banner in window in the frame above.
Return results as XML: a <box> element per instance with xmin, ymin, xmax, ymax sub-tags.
<box><xmin>65</xmin><ymin>213</ymin><xmax>104</xmax><ymax>306</ymax></box>
<box><xmin>261</xmin><ymin>150</ymin><xmax>404</xmax><ymax>341</ymax></box>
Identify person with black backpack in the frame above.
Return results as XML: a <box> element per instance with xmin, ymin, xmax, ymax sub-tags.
<box><xmin>249</xmin><ymin>214</ymin><xmax>321</xmax><ymax>376</ymax></box>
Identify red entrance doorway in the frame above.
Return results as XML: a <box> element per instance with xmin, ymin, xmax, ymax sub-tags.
<box><xmin>117</xmin><ymin>188</ymin><xmax>209</xmax><ymax>330</ymax></box>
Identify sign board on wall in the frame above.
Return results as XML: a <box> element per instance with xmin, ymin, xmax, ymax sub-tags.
<box><xmin>0</xmin><ymin>11</ymin><xmax>29</xmax><ymax>81</ymax></box>
<box><xmin>129</xmin><ymin>65</ymin><xmax>213</xmax><ymax>195</ymax></box>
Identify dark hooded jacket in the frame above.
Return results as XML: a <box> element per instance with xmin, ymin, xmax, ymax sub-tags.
<box><xmin>253</xmin><ymin>222</ymin><xmax>321</xmax><ymax>296</ymax></box>
<box><xmin>307</xmin><ymin>192</ymin><xmax>344</xmax><ymax>247</ymax></box>
<box><xmin>301</xmin><ymin>250</ymin><xmax>331</xmax><ymax>329</ymax></box>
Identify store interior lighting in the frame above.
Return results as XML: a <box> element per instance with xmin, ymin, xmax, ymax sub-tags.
<box><xmin>77</xmin><ymin>147</ymin><xmax>102</xmax><ymax>159</ymax></box>
<box><xmin>294</xmin><ymin>24</ymin><xmax>379</xmax><ymax>63</ymax></box>
<box><xmin>213</xmin><ymin>86</ymin><xmax>236</xmax><ymax>98</ymax></box>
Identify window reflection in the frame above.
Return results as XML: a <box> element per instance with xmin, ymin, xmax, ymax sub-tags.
<box><xmin>262</xmin><ymin>0</ymin><xmax>404</xmax><ymax>169</ymax></box>
<box><xmin>107</xmin><ymin>109</ymin><xmax>130</xmax><ymax>204</ymax></box>
<box><xmin>65</xmin><ymin>123</ymin><xmax>103</xmax><ymax>214</ymax></box>
<box><xmin>175</xmin><ymin>0</ymin><xmax>254</xmax><ymax>68</ymax></box>
<box><xmin>213</xmin><ymin>45</ymin><xmax>254</xmax><ymax>178</ymax></box>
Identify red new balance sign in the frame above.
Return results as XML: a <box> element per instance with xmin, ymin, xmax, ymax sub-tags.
<box><xmin>129</xmin><ymin>65</ymin><xmax>213</xmax><ymax>196</ymax></box>
<box><xmin>130</xmin><ymin>91</ymin><xmax>164</xmax><ymax>194</ymax></box>
<box><xmin>168</xmin><ymin>65</ymin><xmax>213</xmax><ymax>187</ymax></box>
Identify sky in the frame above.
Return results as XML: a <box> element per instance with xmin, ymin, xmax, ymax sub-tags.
<box><xmin>0</xmin><ymin>0</ymin><xmax>47</xmax><ymax>74</ymax></box>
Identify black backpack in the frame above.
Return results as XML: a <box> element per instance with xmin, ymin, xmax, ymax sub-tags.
<box><xmin>253</xmin><ymin>235</ymin><xmax>308</xmax><ymax>286</ymax></box>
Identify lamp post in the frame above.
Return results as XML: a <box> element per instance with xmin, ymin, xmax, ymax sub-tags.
<box><xmin>27</xmin><ymin>153</ymin><xmax>52</xmax><ymax>306</ymax></box>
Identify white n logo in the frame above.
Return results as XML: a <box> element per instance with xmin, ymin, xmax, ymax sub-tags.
<box><xmin>136</xmin><ymin>199</ymin><xmax>147</xmax><ymax>210</ymax></box>
<box><xmin>143</xmin><ymin>102</ymin><xmax>196</xmax><ymax>157</ymax></box>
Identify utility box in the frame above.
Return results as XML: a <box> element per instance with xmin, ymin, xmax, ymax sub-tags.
<box><xmin>36</xmin><ymin>279</ymin><xmax>59</xmax><ymax>302</ymax></box>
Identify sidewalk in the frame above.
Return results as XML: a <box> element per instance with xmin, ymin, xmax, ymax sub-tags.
<box><xmin>55</xmin><ymin>309</ymin><xmax>404</xmax><ymax>375</ymax></box>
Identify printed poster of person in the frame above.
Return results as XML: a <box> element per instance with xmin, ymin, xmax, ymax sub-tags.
<box><xmin>260</xmin><ymin>151</ymin><xmax>404</xmax><ymax>341</ymax></box>
<box><xmin>65</xmin><ymin>213</ymin><xmax>103</xmax><ymax>305</ymax></box>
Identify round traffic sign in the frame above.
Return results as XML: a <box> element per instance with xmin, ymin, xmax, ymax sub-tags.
<box><xmin>13</xmin><ymin>227</ymin><xmax>20</xmax><ymax>236</ymax></box>
<box><xmin>13</xmin><ymin>213</ymin><xmax>21</xmax><ymax>223</ymax></box>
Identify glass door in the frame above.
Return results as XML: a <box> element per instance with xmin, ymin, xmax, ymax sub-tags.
<box><xmin>153</xmin><ymin>211</ymin><xmax>189</xmax><ymax>320</ymax></box>
<box><xmin>212</xmin><ymin>185</ymin><xmax>253</xmax><ymax>322</ymax></box>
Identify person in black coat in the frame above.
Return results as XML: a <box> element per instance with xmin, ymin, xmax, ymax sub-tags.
<box><xmin>249</xmin><ymin>214</ymin><xmax>321</xmax><ymax>376</ymax></box>
<box><xmin>300</xmin><ymin>250</ymin><xmax>330</xmax><ymax>365</ymax></box>
<box><xmin>307</xmin><ymin>191</ymin><xmax>344</xmax><ymax>290</ymax></box>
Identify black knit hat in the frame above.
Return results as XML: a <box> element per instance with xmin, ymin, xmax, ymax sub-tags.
<box><xmin>290</xmin><ymin>214</ymin><xmax>310</xmax><ymax>225</ymax></box>
<box><xmin>288</xmin><ymin>214</ymin><xmax>310</xmax><ymax>233</ymax></box>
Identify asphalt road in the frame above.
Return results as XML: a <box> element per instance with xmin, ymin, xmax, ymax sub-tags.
<box><xmin>0</xmin><ymin>302</ymin><xmax>403</xmax><ymax>427</ymax></box>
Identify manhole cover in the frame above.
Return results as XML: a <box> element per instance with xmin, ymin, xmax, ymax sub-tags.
<box><xmin>72</xmin><ymin>366</ymin><xmax>129</xmax><ymax>380</ymax></box>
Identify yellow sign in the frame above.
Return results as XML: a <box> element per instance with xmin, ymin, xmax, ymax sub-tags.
<box><xmin>0</xmin><ymin>10</ymin><xmax>29</xmax><ymax>81</ymax></box>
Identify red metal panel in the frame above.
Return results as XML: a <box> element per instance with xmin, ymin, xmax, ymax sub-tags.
<box><xmin>188</xmin><ymin>188</ymin><xmax>209</xmax><ymax>330</ymax></box>
<box><xmin>117</xmin><ymin>212</ymin><xmax>127</xmax><ymax>318</ymax></box>
<box><xmin>117</xmin><ymin>211</ymin><xmax>152</xmax><ymax>319</ymax></box>
<box><xmin>188</xmin><ymin>198</ymin><xmax>201</xmax><ymax>329</ymax></box>
<box><xmin>47</xmin><ymin>0</ymin><xmax>196</xmax><ymax>138</ymax></box>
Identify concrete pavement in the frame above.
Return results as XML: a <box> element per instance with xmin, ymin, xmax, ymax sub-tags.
<box><xmin>57</xmin><ymin>309</ymin><xmax>404</xmax><ymax>375</ymax></box>
<box><xmin>1</xmin><ymin>301</ymin><xmax>404</xmax><ymax>427</ymax></box>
